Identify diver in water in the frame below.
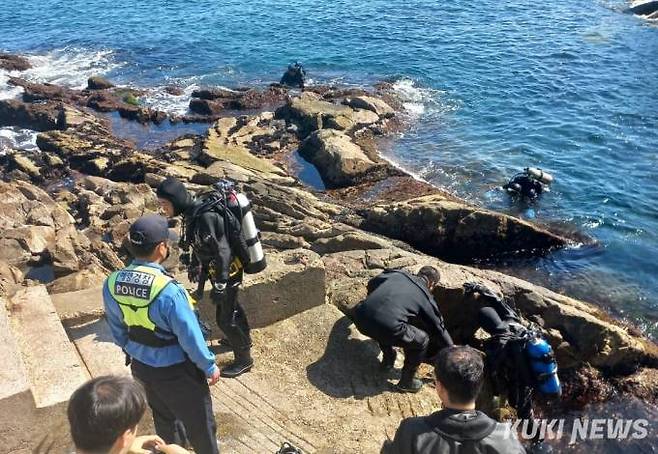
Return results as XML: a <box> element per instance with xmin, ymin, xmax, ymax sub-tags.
<box><xmin>503</xmin><ymin>167</ymin><xmax>553</xmax><ymax>201</ymax></box>
<box><xmin>280</xmin><ymin>62</ymin><xmax>306</xmax><ymax>89</ymax></box>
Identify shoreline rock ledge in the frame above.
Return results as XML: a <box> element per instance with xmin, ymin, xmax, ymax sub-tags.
<box><xmin>0</xmin><ymin>63</ymin><xmax>656</xmax><ymax>452</ymax></box>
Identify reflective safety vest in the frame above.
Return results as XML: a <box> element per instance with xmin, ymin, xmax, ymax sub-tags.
<box><xmin>107</xmin><ymin>264</ymin><xmax>193</xmax><ymax>348</ymax></box>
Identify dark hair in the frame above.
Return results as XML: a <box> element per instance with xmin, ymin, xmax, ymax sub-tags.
<box><xmin>434</xmin><ymin>346</ymin><xmax>484</xmax><ymax>405</ymax></box>
<box><xmin>67</xmin><ymin>375</ymin><xmax>147</xmax><ymax>453</ymax></box>
<box><xmin>127</xmin><ymin>241</ymin><xmax>160</xmax><ymax>259</ymax></box>
<box><xmin>417</xmin><ymin>266</ymin><xmax>440</xmax><ymax>287</ymax></box>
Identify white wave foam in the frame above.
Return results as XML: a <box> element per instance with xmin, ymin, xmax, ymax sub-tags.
<box><xmin>391</xmin><ymin>78</ymin><xmax>460</xmax><ymax>119</ymax></box>
<box><xmin>23</xmin><ymin>48</ymin><xmax>123</xmax><ymax>89</ymax></box>
<box><xmin>0</xmin><ymin>71</ymin><xmax>23</xmax><ymax>100</ymax></box>
<box><xmin>0</xmin><ymin>127</ymin><xmax>39</xmax><ymax>155</ymax></box>
<box><xmin>0</xmin><ymin>47</ymin><xmax>124</xmax><ymax>102</ymax></box>
<box><xmin>139</xmin><ymin>83</ymin><xmax>199</xmax><ymax>116</ymax></box>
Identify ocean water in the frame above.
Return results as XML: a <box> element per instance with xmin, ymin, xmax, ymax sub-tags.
<box><xmin>1</xmin><ymin>0</ymin><xmax>657</xmax><ymax>336</ymax></box>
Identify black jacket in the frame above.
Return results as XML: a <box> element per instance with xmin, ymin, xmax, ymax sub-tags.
<box><xmin>382</xmin><ymin>409</ymin><xmax>526</xmax><ymax>454</ymax></box>
<box><xmin>184</xmin><ymin>200</ymin><xmax>249</xmax><ymax>284</ymax></box>
<box><xmin>353</xmin><ymin>270</ymin><xmax>453</xmax><ymax>348</ymax></box>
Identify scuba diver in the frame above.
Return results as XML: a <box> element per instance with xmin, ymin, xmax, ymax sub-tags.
<box><xmin>280</xmin><ymin>62</ymin><xmax>306</xmax><ymax>89</ymax></box>
<box><xmin>157</xmin><ymin>177</ymin><xmax>266</xmax><ymax>378</ymax></box>
<box><xmin>463</xmin><ymin>281</ymin><xmax>561</xmax><ymax>453</ymax></box>
<box><xmin>503</xmin><ymin>167</ymin><xmax>553</xmax><ymax>201</ymax></box>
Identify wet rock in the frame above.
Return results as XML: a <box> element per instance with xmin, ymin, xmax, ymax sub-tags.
<box><xmin>344</xmin><ymin>96</ymin><xmax>395</xmax><ymax>118</ymax></box>
<box><xmin>358</xmin><ymin>195</ymin><xmax>568</xmax><ymax>261</ymax></box>
<box><xmin>1</xmin><ymin>151</ymin><xmax>44</xmax><ymax>182</ymax></box>
<box><xmin>192</xmin><ymin>87</ymin><xmax>241</xmax><ymax>100</ymax></box>
<box><xmin>86</xmin><ymin>92</ymin><xmax>122</xmax><ymax>112</ymax></box>
<box><xmin>560</xmin><ymin>366</ymin><xmax>614</xmax><ymax>407</ymax></box>
<box><xmin>299</xmin><ymin>129</ymin><xmax>389</xmax><ymax>188</ymax></box>
<box><xmin>0</xmin><ymin>53</ymin><xmax>31</xmax><ymax>71</ymax></box>
<box><xmin>629</xmin><ymin>0</ymin><xmax>658</xmax><ymax>16</ymax></box>
<box><xmin>9</xmin><ymin>77</ymin><xmax>83</xmax><ymax>104</ymax></box>
<box><xmin>164</xmin><ymin>86</ymin><xmax>185</xmax><ymax>96</ymax></box>
<box><xmin>236</xmin><ymin>86</ymin><xmax>288</xmax><ymax>110</ymax></box>
<box><xmin>0</xmin><ymin>99</ymin><xmax>64</xmax><ymax>131</ymax></box>
<box><xmin>87</xmin><ymin>76</ymin><xmax>115</xmax><ymax>90</ymax></box>
<box><xmin>59</xmin><ymin>104</ymin><xmax>109</xmax><ymax>130</ymax></box>
<box><xmin>189</xmin><ymin>98</ymin><xmax>223</xmax><ymax>116</ymax></box>
<box><xmin>194</xmin><ymin>115</ymin><xmax>288</xmax><ymax>178</ymax></box>
<box><xmin>189</xmin><ymin>86</ymin><xmax>288</xmax><ymax>116</ymax></box>
<box><xmin>276</xmin><ymin>92</ymin><xmax>381</xmax><ymax>136</ymax></box>
<box><xmin>615</xmin><ymin>367</ymin><xmax>658</xmax><ymax>403</ymax></box>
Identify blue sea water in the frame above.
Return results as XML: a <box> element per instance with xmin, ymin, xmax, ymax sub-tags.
<box><xmin>1</xmin><ymin>0</ymin><xmax>657</xmax><ymax>335</ymax></box>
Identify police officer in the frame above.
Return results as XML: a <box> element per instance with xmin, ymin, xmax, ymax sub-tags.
<box><xmin>103</xmin><ymin>214</ymin><xmax>220</xmax><ymax>454</ymax></box>
<box><xmin>352</xmin><ymin>266</ymin><xmax>454</xmax><ymax>393</ymax></box>
<box><xmin>156</xmin><ymin>177</ymin><xmax>253</xmax><ymax>378</ymax></box>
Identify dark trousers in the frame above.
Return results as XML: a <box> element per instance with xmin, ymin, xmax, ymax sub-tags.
<box><xmin>377</xmin><ymin>324</ymin><xmax>430</xmax><ymax>374</ymax></box>
<box><xmin>131</xmin><ymin>359</ymin><xmax>219</xmax><ymax>454</ymax></box>
<box><xmin>212</xmin><ymin>283</ymin><xmax>251</xmax><ymax>350</ymax></box>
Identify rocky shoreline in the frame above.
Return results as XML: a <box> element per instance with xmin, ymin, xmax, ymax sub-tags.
<box><xmin>1</xmin><ymin>53</ymin><xmax>657</xmax><ymax>417</ymax></box>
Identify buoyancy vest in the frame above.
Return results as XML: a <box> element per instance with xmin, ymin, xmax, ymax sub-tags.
<box><xmin>107</xmin><ymin>264</ymin><xmax>192</xmax><ymax>348</ymax></box>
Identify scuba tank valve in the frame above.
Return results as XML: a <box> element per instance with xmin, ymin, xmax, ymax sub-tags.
<box><xmin>525</xmin><ymin>167</ymin><xmax>554</xmax><ymax>185</ymax></box>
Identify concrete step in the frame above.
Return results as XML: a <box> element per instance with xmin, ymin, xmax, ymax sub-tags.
<box><xmin>7</xmin><ymin>286</ymin><xmax>89</xmax><ymax>408</ymax></box>
<box><xmin>66</xmin><ymin>318</ymin><xmax>129</xmax><ymax>377</ymax></box>
<box><xmin>51</xmin><ymin>249</ymin><xmax>327</xmax><ymax>337</ymax></box>
<box><xmin>50</xmin><ymin>286</ymin><xmax>105</xmax><ymax>324</ymax></box>
<box><xmin>2</xmin><ymin>286</ymin><xmax>90</xmax><ymax>453</ymax></box>
<box><xmin>0</xmin><ymin>297</ymin><xmax>33</xmax><ymax>453</ymax></box>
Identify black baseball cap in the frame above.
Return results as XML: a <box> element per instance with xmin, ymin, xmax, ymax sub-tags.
<box><xmin>128</xmin><ymin>214</ymin><xmax>172</xmax><ymax>247</ymax></box>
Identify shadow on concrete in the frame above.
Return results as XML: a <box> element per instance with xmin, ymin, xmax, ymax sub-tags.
<box><xmin>306</xmin><ymin>315</ymin><xmax>399</xmax><ymax>399</ymax></box>
<box><xmin>66</xmin><ymin>317</ymin><xmax>115</xmax><ymax>344</ymax></box>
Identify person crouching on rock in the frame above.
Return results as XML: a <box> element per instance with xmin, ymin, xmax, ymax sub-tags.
<box><xmin>382</xmin><ymin>346</ymin><xmax>526</xmax><ymax>453</ymax></box>
<box><xmin>156</xmin><ymin>177</ymin><xmax>254</xmax><ymax>379</ymax></box>
<box><xmin>352</xmin><ymin>266</ymin><xmax>454</xmax><ymax>393</ymax></box>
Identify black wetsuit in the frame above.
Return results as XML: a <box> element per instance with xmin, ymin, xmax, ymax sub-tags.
<box><xmin>184</xmin><ymin>198</ymin><xmax>252</xmax><ymax>350</ymax></box>
<box><xmin>280</xmin><ymin>64</ymin><xmax>306</xmax><ymax>88</ymax></box>
<box><xmin>470</xmin><ymin>283</ymin><xmax>535</xmax><ymax>421</ymax></box>
<box><xmin>353</xmin><ymin>270</ymin><xmax>453</xmax><ymax>375</ymax></box>
<box><xmin>504</xmin><ymin>174</ymin><xmax>543</xmax><ymax>200</ymax></box>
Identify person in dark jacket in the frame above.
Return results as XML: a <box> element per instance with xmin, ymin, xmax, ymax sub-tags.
<box><xmin>382</xmin><ymin>346</ymin><xmax>526</xmax><ymax>454</ymax></box>
<box><xmin>157</xmin><ymin>177</ymin><xmax>253</xmax><ymax>378</ymax></box>
<box><xmin>352</xmin><ymin>267</ymin><xmax>454</xmax><ymax>393</ymax></box>
<box><xmin>280</xmin><ymin>62</ymin><xmax>306</xmax><ymax>89</ymax></box>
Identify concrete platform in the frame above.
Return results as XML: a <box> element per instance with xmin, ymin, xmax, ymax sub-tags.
<box><xmin>52</xmin><ymin>249</ymin><xmax>327</xmax><ymax>338</ymax></box>
<box><xmin>1</xmin><ymin>287</ymin><xmax>89</xmax><ymax>453</ymax></box>
<box><xmin>8</xmin><ymin>286</ymin><xmax>89</xmax><ymax>408</ymax></box>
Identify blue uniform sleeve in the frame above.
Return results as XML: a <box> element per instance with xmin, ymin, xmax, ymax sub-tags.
<box><xmin>102</xmin><ymin>280</ymin><xmax>129</xmax><ymax>349</ymax></box>
<box><xmin>161</xmin><ymin>284</ymin><xmax>218</xmax><ymax>377</ymax></box>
